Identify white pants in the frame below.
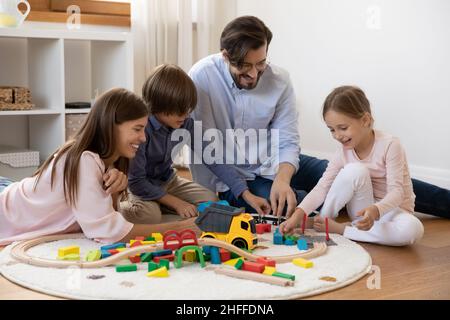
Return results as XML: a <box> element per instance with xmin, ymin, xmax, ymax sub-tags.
<box><xmin>320</xmin><ymin>163</ymin><xmax>424</xmax><ymax>246</ymax></box>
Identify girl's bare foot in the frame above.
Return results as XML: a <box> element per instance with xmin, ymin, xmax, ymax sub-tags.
<box><xmin>313</xmin><ymin>216</ymin><xmax>350</xmax><ymax>235</ymax></box>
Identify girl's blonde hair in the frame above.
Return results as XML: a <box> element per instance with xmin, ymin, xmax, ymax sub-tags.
<box><xmin>322</xmin><ymin>86</ymin><xmax>373</xmax><ymax>124</ymax></box>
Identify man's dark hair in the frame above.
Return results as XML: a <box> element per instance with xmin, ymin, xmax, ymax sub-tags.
<box><xmin>220</xmin><ymin>16</ymin><xmax>272</xmax><ymax>66</ymax></box>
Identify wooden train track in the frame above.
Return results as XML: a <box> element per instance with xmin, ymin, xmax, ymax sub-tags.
<box><xmin>9</xmin><ymin>233</ymin><xmax>327</xmax><ymax>269</ymax></box>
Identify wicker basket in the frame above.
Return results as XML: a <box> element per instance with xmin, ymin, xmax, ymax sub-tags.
<box><xmin>0</xmin><ymin>86</ymin><xmax>35</xmax><ymax>111</ymax></box>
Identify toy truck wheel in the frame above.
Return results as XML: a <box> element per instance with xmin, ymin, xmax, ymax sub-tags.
<box><xmin>231</xmin><ymin>238</ymin><xmax>248</xmax><ymax>250</ymax></box>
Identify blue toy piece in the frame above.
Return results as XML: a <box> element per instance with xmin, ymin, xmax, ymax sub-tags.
<box><xmin>152</xmin><ymin>249</ymin><xmax>173</xmax><ymax>257</ymax></box>
<box><xmin>297</xmin><ymin>239</ymin><xmax>308</xmax><ymax>250</ymax></box>
<box><xmin>197</xmin><ymin>200</ymin><xmax>230</xmax><ymax>213</ymax></box>
<box><xmin>100</xmin><ymin>242</ymin><xmax>126</xmax><ymax>251</ymax></box>
<box><xmin>210</xmin><ymin>246</ymin><xmax>221</xmax><ymax>264</ymax></box>
<box><xmin>273</xmin><ymin>228</ymin><xmax>284</xmax><ymax>245</ymax></box>
<box><xmin>101</xmin><ymin>250</ymin><xmax>111</xmax><ymax>259</ymax></box>
<box><xmin>284</xmin><ymin>238</ymin><xmax>295</xmax><ymax>246</ymax></box>
<box><xmin>202</xmin><ymin>245</ymin><xmax>212</xmax><ymax>255</ymax></box>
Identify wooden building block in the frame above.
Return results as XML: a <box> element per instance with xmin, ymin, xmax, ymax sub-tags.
<box><xmin>58</xmin><ymin>246</ymin><xmax>79</xmax><ymax>258</ymax></box>
<box><xmin>292</xmin><ymin>258</ymin><xmax>313</xmax><ymax>268</ymax></box>
<box><xmin>147</xmin><ymin>267</ymin><xmax>169</xmax><ymax>277</ymax></box>
<box><xmin>242</xmin><ymin>261</ymin><xmax>265</xmax><ymax>273</ymax></box>
<box><xmin>116</xmin><ymin>264</ymin><xmax>137</xmax><ymax>272</ymax></box>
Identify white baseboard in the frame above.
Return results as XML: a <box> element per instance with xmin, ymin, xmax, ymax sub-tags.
<box><xmin>302</xmin><ymin>149</ymin><xmax>450</xmax><ymax>189</ymax></box>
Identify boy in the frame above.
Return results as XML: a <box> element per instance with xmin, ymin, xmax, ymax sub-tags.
<box><xmin>121</xmin><ymin>64</ymin><xmax>270</xmax><ymax>224</ymax></box>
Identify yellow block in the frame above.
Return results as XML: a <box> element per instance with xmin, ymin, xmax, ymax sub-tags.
<box><xmin>147</xmin><ymin>266</ymin><xmax>169</xmax><ymax>277</ymax></box>
<box><xmin>223</xmin><ymin>258</ymin><xmax>242</xmax><ymax>267</ymax></box>
<box><xmin>263</xmin><ymin>266</ymin><xmax>276</xmax><ymax>275</ymax></box>
<box><xmin>141</xmin><ymin>241</ymin><xmax>156</xmax><ymax>245</ymax></box>
<box><xmin>292</xmin><ymin>258</ymin><xmax>314</xmax><ymax>268</ymax></box>
<box><xmin>116</xmin><ymin>248</ymin><xmax>127</xmax><ymax>252</ymax></box>
<box><xmin>85</xmin><ymin>250</ymin><xmax>101</xmax><ymax>262</ymax></box>
<box><xmin>58</xmin><ymin>246</ymin><xmax>80</xmax><ymax>258</ymax></box>
<box><xmin>184</xmin><ymin>250</ymin><xmax>197</xmax><ymax>262</ymax></box>
<box><xmin>58</xmin><ymin>253</ymin><xmax>80</xmax><ymax>261</ymax></box>
<box><xmin>151</xmin><ymin>233</ymin><xmax>163</xmax><ymax>242</ymax></box>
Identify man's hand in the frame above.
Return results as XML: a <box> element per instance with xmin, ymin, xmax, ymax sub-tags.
<box><xmin>270</xmin><ymin>163</ymin><xmax>297</xmax><ymax>217</ymax></box>
<box><xmin>241</xmin><ymin>190</ymin><xmax>271</xmax><ymax>216</ymax></box>
<box><xmin>103</xmin><ymin>168</ymin><xmax>128</xmax><ymax>195</ymax></box>
<box><xmin>354</xmin><ymin>205</ymin><xmax>380</xmax><ymax>231</ymax></box>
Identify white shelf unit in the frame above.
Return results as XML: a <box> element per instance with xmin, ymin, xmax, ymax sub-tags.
<box><xmin>0</xmin><ymin>27</ymin><xmax>133</xmax><ymax>179</ymax></box>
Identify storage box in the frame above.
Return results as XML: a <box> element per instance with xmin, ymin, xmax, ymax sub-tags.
<box><xmin>0</xmin><ymin>86</ymin><xmax>35</xmax><ymax>111</ymax></box>
<box><xmin>65</xmin><ymin>113</ymin><xmax>88</xmax><ymax>140</ymax></box>
<box><xmin>0</xmin><ymin>145</ymin><xmax>40</xmax><ymax>181</ymax></box>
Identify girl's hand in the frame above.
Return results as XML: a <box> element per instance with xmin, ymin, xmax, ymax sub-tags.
<box><xmin>241</xmin><ymin>190</ymin><xmax>271</xmax><ymax>216</ymax></box>
<box><xmin>103</xmin><ymin>168</ymin><xmax>128</xmax><ymax>195</ymax></box>
<box><xmin>354</xmin><ymin>205</ymin><xmax>380</xmax><ymax>231</ymax></box>
<box><xmin>279</xmin><ymin>208</ymin><xmax>304</xmax><ymax>235</ymax></box>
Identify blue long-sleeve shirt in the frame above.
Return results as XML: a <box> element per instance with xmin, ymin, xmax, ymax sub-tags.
<box><xmin>188</xmin><ymin>53</ymin><xmax>301</xmax><ymax>193</ymax></box>
<box><xmin>128</xmin><ymin>115</ymin><xmax>248</xmax><ymax>201</ymax></box>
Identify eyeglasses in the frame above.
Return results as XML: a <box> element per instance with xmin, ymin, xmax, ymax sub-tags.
<box><xmin>230</xmin><ymin>59</ymin><xmax>270</xmax><ymax>73</ymax></box>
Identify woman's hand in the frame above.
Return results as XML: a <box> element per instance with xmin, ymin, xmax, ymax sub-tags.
<box><xmin>103</xmin><ymin>168</ymin><xmax>128</xmax><ymax>195</ymax></box>
<box><xmin>279</xmin><ymin>208</ymin><xmax>305</xmax><ymax>235</ymax></box>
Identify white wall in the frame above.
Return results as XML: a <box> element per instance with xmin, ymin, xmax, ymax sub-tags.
<box><xmin>237</xmin><ymin>0</ymin><xmax>450</xmax><ymax>188</ymax></box>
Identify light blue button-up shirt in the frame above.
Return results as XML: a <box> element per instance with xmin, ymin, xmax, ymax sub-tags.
<box><xmin>188</xmin><ymin>53</ymin><xmax>301</xmax><ymax>193</ymax></box>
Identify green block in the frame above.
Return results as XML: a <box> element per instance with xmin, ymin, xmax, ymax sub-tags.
<box><xmin>234</xmin><ymin>258</ymin><xmax>244</xmax><ymax>270</ymax></box>
<box><xmin>148</xmin><ymin>262</ymin><xmax>159</xmax><ymax>272</ymax></box>
<box><xmin>85</xmin><ymin>250</ymin><xmax>101</xmax><ymax>262</ymax></box>
<box><xmin>145</xmin><ymin>237</ymin><xmax>155</xmax><ymax>241</ymax></box>
<box><xmin>141</xmin><ymin>252</ymin><xmax>153</xmax><ymax>262</ymax></box>
<box><xmin>230</xmin><ymin>252</ymin><xmax>241</xmax><ymax>259</ymax></box>
<box><xmin>116</xmin><ymin>264</ymin><xmax>137</xmax><ymax>272</ymax></box>
<box><xmin>272</xmin><ymin>271</ymin><xmax>295</xmax><ymax>281</ymax></box>
<box><xmin>203</xmin><ymin>253</ymin><xmax>211</xmax><ymax>261</ymax></box>
<box><xmin>158</xmin><ymin>259</ymin><xmax>170</xmax><ymax>270</ymax></box>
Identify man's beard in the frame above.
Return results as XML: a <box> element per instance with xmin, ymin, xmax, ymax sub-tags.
<box><xmin>231</xmin><ymin>70</ymin><xmax>265</xmax><ymax>90</ymax></box>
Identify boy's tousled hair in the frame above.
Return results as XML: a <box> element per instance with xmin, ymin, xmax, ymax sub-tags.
<box><xmin>142</xmin><ymin>64</ymin><xmax>197</xmax><ymax>116</ymax></box>
<box><xmin>323</xmin><ymin>86</ymin><xmax>373</xmax><ymax>123</ymax></box>
<box><xmin>220</xmin><ymin>15</ymin><xmax>272</xmax><ymax>67</ymax></box>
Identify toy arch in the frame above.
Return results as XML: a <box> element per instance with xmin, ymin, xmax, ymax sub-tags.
<box><xmin>174</xmin><ymin>245</ymin><xmax>205</xmax><ymax>269</ymax></box>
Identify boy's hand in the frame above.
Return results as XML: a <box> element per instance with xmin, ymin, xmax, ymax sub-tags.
<box><xmin>241</xmin><ymin>190</ymin><xmax>271</xmax><ymax>216</ymax></box>
<box><xmin>172</xmin><ymin>198</ymin><xmax>199</xmax><ymax>218</ymax></box>
<box><xmin>279</xmin><ymin>208</ymin><xmax>304</xmax><ymax>235</ymax></box>
<box><xmin>354</xmin><ymin>205</ymin><xmax>380</xmax><ymax>231</ymax></box>
<box><xmin>103</xmin><ymin>168</ymin><xmax>128</xmax><ymax>195</ymax></box>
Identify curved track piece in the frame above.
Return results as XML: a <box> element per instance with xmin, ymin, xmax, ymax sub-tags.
<box><xmin>10</xmin><ymin>233</ymin><xmax>327</xmax><ymax>268</ymax></box>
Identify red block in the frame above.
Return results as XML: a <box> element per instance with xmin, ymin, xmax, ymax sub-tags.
<box><xmin>130</xmin><ymin>241</ymin><xmax>143</xmax><ymax>248</ymax></box>
<box><xmin>153</xmin><ymin>254</ymin><xmax>175</xmax><ymax>263</ymax></box>
<box><xmin>256</xmin><ymin>223</ymin><xmax>271</xmax><ymax>234</ymax></box>
<box><xmin>219</xmin><ymin>248</ymin><xmax>231</xmax><ymax>262</ymax></box>
<box><xmin>256</xmin><ymin>257</ymin><xmax>276</xmax><ymax>267</ymax></box>
<box><xmin>129</xmin><ymin>256</ymin><xmax>141</xmax><ymax>263</ymax></box>
<box><xmin>135</xmin><ymin>236</ymin><xmax>145</xmax><ymax>241</ymax></box>
<box><xmin>242</xmin><ymin>261</ymin><xmax>265</xmax><ymax>273</ymax></box>
<box><xmin>108</xmin><ymin>249</ymin><xmax>119</xmax><ymax>255</ymax></box>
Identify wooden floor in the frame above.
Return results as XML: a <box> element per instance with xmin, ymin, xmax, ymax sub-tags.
<box><xmin>1</xmin><ymin>169</ymin><xmax>450</xmax><ymax>300</ymax></box>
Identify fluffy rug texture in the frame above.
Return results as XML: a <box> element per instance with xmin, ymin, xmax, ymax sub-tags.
<box><xmin>0</xmin><ymin>231</ymin><xmax>372</xmax><ymax>300</ymax></box>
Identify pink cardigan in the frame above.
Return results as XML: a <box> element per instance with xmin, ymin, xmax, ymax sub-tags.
<box><xmin>0</xmin><ymin>151</ymin><xmax>133</xmax><ymax>245</ymax></box>
<box><xmin>299</xmin><ymin>130</ymin><xmax>415</xmax><ymax>217</ymax></box>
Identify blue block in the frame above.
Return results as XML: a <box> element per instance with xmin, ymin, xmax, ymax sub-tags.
<box><xmin>197</xmin><ymin>200</ymin><xmax>230</xmax><ymax>213</ymax></box>
<box><xmin>210</xmin><ymin>246</ymin><xmax>221</xmax><ymax>265</ymax></box>
<box><xmin>273</xmin><ymin>228</ymin><xmax>284</xmax><ymax>245</ymax></box>
<box><xmin>284</xmin><ymin>239</ymin><xmax>295</xmax><ymax>246</ymax></box>
<box><xmin>100</xmin><ymin>242</ymin><xmax>126</xmax><ymax>251</ymax></box>
<box><xmin>297</xmin><ymin>239</ymin><xmax>308</xmax><ymax>250</ymax></box>
<box><xmin>101</xmin><ymin>250</ymin><xmax>112</xmax><ymax>259</ymax></box>
<box><xmin>152</xmin><ymin>249</ymin><xmax>173</xmax><ymax>257</ymax></box>
<box><xmin>202</xmin><ymin>245</ymin><xmax>212</xmax><ymax>255</ymax></box>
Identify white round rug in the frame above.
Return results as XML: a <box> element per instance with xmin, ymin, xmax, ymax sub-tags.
<box><xmin>0</xmin><ymin>231</ymin><xmax>372</xmax><ymax>300</ymax></box>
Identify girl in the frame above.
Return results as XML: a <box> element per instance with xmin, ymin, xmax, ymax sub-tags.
<box><xmin>280</xmin><ymin>86</ymin><xmax>424</xmax><ymax>246</ymax></box>
<box><xmin>0</xmin><ymin>88</ymin><xmax>195</xmax><ymax>246</ymax></box>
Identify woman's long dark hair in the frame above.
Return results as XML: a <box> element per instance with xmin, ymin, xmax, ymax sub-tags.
<box><xmin>33</xmin><ymin>88</ymin><xmax>148</xmax><ymax>207</ymax></box>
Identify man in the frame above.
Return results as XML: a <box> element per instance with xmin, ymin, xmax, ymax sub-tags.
<box><xmin>188</xmin><ymin>15</ymin><xmax>450</xmax><ymax>219</ymax></box>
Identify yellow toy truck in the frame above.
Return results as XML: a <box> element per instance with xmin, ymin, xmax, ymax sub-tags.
<box><xmin>195</xmin><ymin>203</ymin><xmax>258</xmax><ymax>250</ymax></box>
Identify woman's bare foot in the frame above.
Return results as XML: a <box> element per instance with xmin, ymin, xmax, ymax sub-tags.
<box><xmin>313</xmin><ymin>216</ymin><xmax>350</xmax><ymax>235</ymax></box>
